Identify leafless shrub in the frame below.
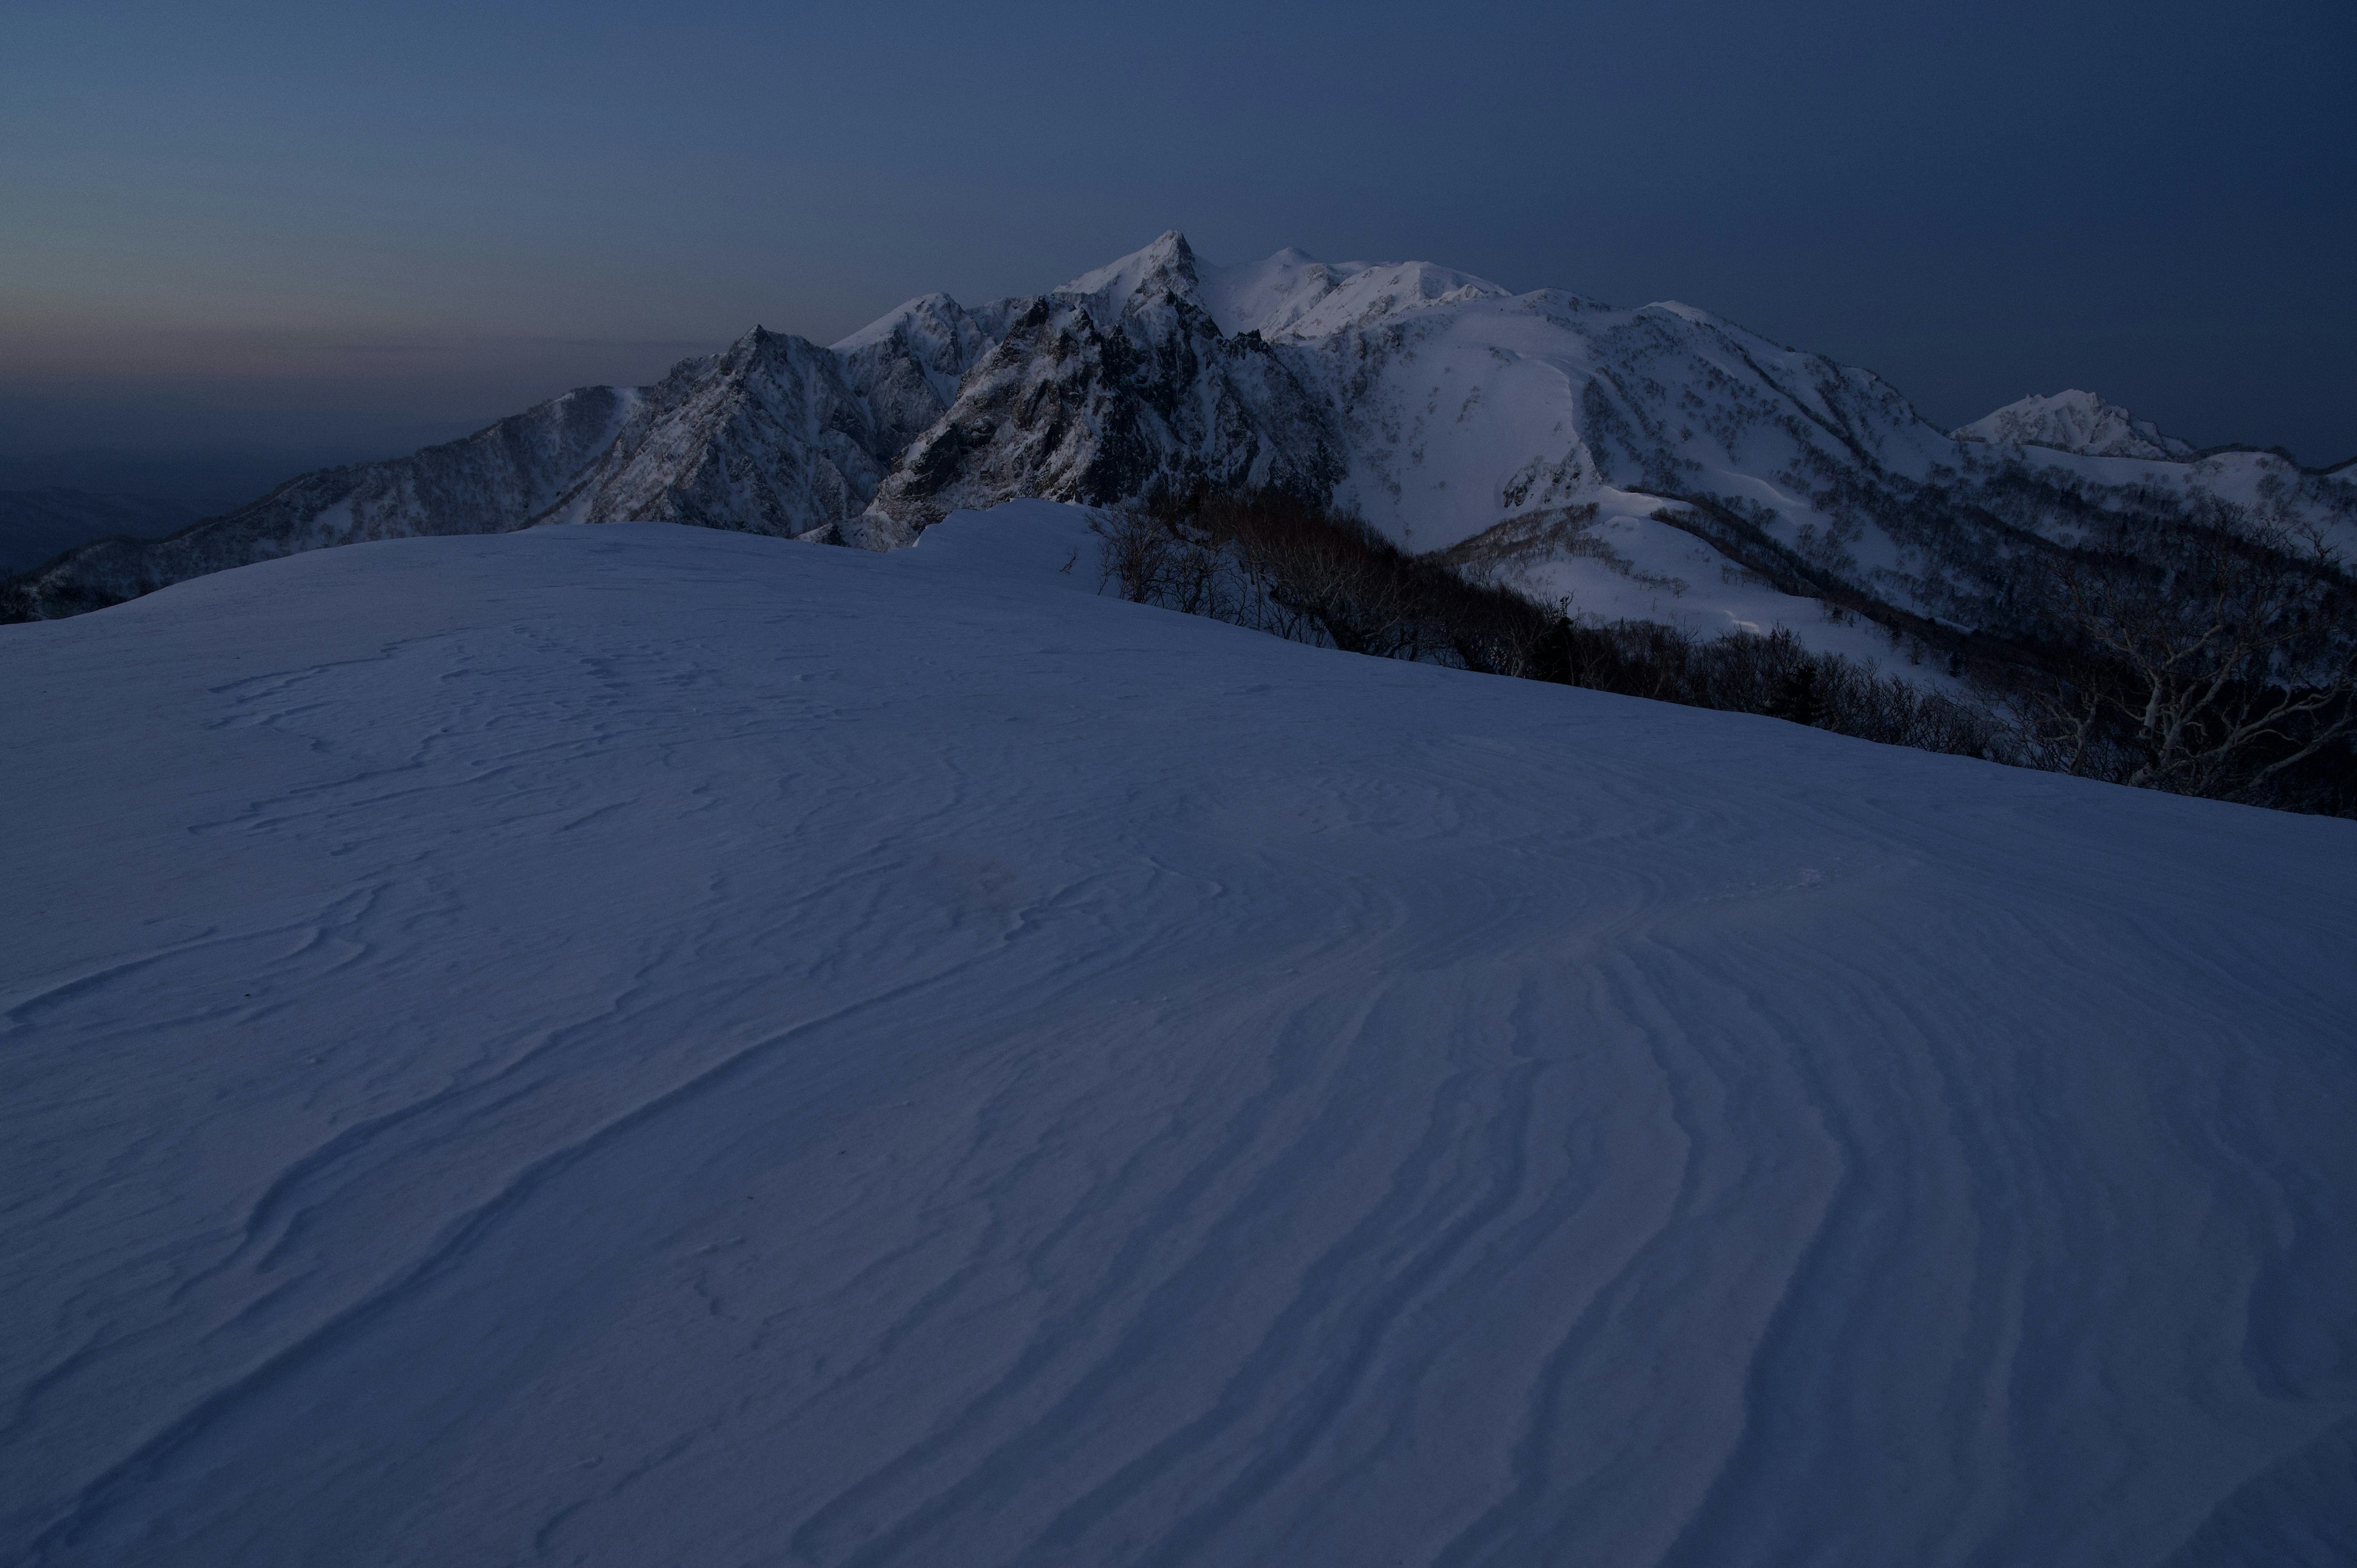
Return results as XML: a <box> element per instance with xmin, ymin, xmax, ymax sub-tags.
<box><xmin>1530</xmin><ymin>617</ymin><xmax>2001</xmax><ymax>757</ymax></box>
<box><xmin>1100</xmin><ymin>490</ymin><xmax>2357</xmax><ymax>815</ymax></box>
<box><xmin>1988</xmin><ymin>517</ymin><xmax>2357</xmax><ymax>810</ymax></box>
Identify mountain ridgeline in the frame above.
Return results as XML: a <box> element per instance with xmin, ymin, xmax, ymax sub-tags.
<box><xmin>7</xmin><ymin>231</ymin><xmax>2353</xmax><ymax>645</ymax></box>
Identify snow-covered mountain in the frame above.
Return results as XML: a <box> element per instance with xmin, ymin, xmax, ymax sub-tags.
<box><xmin>857</xmin><ymin>241</ymin><xmax>1344</xmax><ymax>544</ymax></box>
<box><xmin>8</xmin><ymin>233</ymin><xmax>2351</xmax><ymax>651</ymax></box>
<box><xmin>6</xmin><ymin>511</ymin><xmax>2353</xmax><ymax>1563</ymax></box>
<box><xmin>4</xmin><ymin>387</ymin><xmax>637</xmax><ymax>617</ymax></box>
<box><xmin>1953</xmin><ymin>388</ymin><xmax>2197</xmax><ymax>460</ymax></box>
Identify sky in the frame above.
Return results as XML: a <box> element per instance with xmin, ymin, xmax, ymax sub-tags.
<box><xmin>4</xmin><ymin>0</ymin><xmax>2353</xmax><ymax>493</ymax></box>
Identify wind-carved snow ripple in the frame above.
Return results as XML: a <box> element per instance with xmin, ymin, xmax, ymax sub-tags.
<box><xmin>3</xmin><ymin>522</ymin><xmax>2353</xmax><ymax>1566</ymax></box>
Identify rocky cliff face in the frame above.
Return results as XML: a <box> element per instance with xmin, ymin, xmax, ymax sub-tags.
<box><xmin>8</xmin><ymin>232</ymin><xmax>2350</xmax><ymax>627</ymax></box>
<box><xmin>551</xmin><ymin>330</ymin><xmax>894</xmax><ymax>537</ymax></box>
<box><xmin>857</xmin><ymin>239</ymin><xmax>1343</xmax><ymax>542</ymax></box>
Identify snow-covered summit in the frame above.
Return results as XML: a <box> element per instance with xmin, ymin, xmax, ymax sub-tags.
<box><xmin>1953</xmin><ymin>388</ymin><xmax>2198</xmax><ymax>460</ymax></box>
<box><xmin>1195</xmin><ymin>247</ymin><xmax>1511</xmax><ymax>339</ymax></box>
<box><xmin>830</xmin><ymin>291</ymin><xmax>975</xmax><ymax>359</ymax></box>
<box><xmin>1053</xmin><ymin>231</ymin><xmax>1514</xmax><ymax>340</ymax></box>
<box><xmin>1052</xmin><ymin>228</ymin><xmax>1206</xmax><ymax>315</ymax></box>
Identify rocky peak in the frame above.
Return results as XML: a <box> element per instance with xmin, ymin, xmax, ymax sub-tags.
<box><xmin>1051</xmin><ymin>230</ymin><xmax>1204</xmax><ymax>322</ymax></box>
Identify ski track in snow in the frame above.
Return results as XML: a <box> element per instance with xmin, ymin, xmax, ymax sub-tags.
<box><xmin>3</xmin><ymin>506</ymin><xmax>2355</xmax><ymax>1566</ymax></box>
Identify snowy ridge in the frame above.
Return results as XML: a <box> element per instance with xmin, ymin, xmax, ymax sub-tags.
<box><xmin>1052</xmin><ymin>228</ymin><xmax>1209</xmax><ymax>313</ymax></box>
<box><xmin>7</xmin><ymin>233</ymin><xmax>2351</xmax><ymax>655</ymax></box>
<box><xmin>1</xmin><ymin>385</ymin><xmax>637</xmax><ymax>614</ymax></box>
<box><xmin>859</xmin><ymin>233</ymin><xmax>1344</xmax><ymax>538</ymax></box>
<box><xmin>1935</xmin><ymin>390</ymin><xmax>2357</xmax><ymax>557</ymax></box>
<box><xmin>1195</xmin><ymin>246</ymin><xmax>1515</xmax><ymax>340</ymax></box>
<box><xmin>1953</xmin><ymin>388</ymin><xmax>2197</xmax><ymax>460</ymax></box>
<box><xmin>3</xmin><ymin>511</ymin><xmax>2353</xmax><ymax>1563</ymax></box>
<box><xmin>547</xmin><ymin>328</ymin><xmax>904</xmax><ymax>538</ymax></box>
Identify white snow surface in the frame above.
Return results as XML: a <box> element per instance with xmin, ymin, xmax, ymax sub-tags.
<box><xmin>1953</xmin><ymin>389</ymin><xmax>2197</xmax><ymax>461</ymax></box>
<box><xmin>1460</xmin><ymin>492</ymin><xmax>1944</xmax><ymax>680</ymax></box>
<box><xmin>1054</xmin><ymin>234</ymin><xmax>1953</xmax><ymax>563</ymax></box>
<box><xmin>1193</xmin><ymin>247</ymin><xmax>1515</xmax><ymax>341</ymax></box>
<box><xmin>6</xmin><ymin>503</ymin><xmax>2357</xmax><ymax>1566</ymax></box>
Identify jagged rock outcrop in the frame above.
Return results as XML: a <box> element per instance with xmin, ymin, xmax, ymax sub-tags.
<box><xmin>834</xmin><ymin>293</ymin><xmax>1016</xmax><ymax>455</ymax></box>
<box><xmin>551</xmin><ymin>330</ymin><xmax>896</xmax><ymax>537</ymax></box>
<box><xmin>857</xmin><ymin>234</ymin><xmax>1342</xmax><ymax>540</ymax></box>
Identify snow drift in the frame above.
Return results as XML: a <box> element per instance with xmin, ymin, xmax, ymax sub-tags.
<box><xmin>4</xmin><ymin>507</ymin><xmax>2354</xmax><ymax>1565</ymax></box>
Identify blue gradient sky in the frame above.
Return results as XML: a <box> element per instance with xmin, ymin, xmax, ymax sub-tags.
<box><xmin>5</xmin><ymin>0</ymin><xmax>2353</xmax><ymax>476</ymax></box>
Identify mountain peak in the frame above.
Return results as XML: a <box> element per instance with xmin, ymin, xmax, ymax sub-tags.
<box><xmin>1953</xmin><ymin>389</ymin><xmax>2196</xmax><ymax>462</ymax></box>
<box><xmin>1053</xmin><ymin>231</ymin><xmax>1202</xmax><ymax>313</ymax></box>
<box><xmin>831</xmin><ymin>293</ymin><xmax>966</xmax><ymax>355</ymax></box>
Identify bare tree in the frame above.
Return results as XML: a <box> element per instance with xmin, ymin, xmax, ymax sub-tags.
<box><xmin>1999</xmin><ymin>518</ymin><xmax>2357</xmax><ymax>805</ymax></box>
<box><xmin>1091</xmin><ymin>489</ymin><xmax>2357</xmax><ymax>815</ymax></box>
<box><xmin>1091</xmin><ymin>509</ymin><xmax>1179</xmax><ymax>604</ymax></box>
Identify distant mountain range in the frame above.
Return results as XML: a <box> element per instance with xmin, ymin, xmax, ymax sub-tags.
<box><xmin>7</xmin><ymin>233</ymin><xmax>2352</xmax><ymax>647</ymax></box>
<box><xmin>0</xmin><ymin>490</ymin><xmax>206</xmax><ymax>574</ymax></box>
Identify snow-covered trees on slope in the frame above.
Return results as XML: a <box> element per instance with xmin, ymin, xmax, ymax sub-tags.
<box><xmin>1095</xmin><ymin>490</ymin><xmax>2356</xmax><ymax>816</ymax></box>
<box><xmin>1091</xmin><ymin>495</ymin><xmax>2000</xmax><ymax>762</ymax></box>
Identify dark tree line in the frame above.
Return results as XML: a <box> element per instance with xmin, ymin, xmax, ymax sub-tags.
<box><xmin>1985</xmin><ymin>516</ymin><xmax>2357</xmax><ymax>813</ymax></box>
<box><xmin>1093</xmin><ymin>493</ymin><xmax>1999</xmax><ymax>761</ymax></box>
<box><xmin>1095</xmin><ymin>491</ymin><xmax>2357</xmax><ymax>817</ymax></box>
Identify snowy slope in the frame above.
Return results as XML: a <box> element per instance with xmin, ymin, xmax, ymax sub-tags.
<box><xmin>543</xmin><ymin>329</ymin><xmax>905</xmax><ymax>537</ymax></box>
<box><xmin>1953</xmin><ymin>388</ymin><xmax>2197</xmax><ymax>460</ymax></box>
<box><xmin>1178</xmin><ymin>241</ymin><xmax>1946</xmax><ymax>557</ymax></box>
<box><xmin>856</xmin><ymin>233</ymin><xmax>1958</xmax><ymax>617</ymax></box>
<box><xmin>1949</xmin><ymin>433</ymin><xmax>2357</xmax><ymax>563</ymax></box>
<box><xmin>5</xmin><ymin>508</ymin><xmax>2354</xmax><ymax>1566</ymax></box>
<box><xmin>1441</xmin><ymin>492</ymin><xmax>1938</xmax><ymax>676</ymax></box>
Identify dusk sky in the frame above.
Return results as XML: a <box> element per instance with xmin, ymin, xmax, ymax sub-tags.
<box><xmin>6</xmin><ymin>0</ymin><xmax>2353</xmax><ymax>481</ymax></box>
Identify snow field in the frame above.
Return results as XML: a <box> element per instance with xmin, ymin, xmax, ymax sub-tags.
<box><xmin>2</xmin><ymin>503</ymin><xmax>2354</xmax><ymax>1565</ymax></box>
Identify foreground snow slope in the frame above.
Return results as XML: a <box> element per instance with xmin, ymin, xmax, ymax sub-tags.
<box><xmin>4</xmin><ymin>506</ymin><xmax>2355</xmax><ymax>1566</ymax></box>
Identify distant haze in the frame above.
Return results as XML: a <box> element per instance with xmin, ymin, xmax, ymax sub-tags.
<box><xmin>5</xmin><ymin>0</ymin><xmax>2352</xmax><ymax>500</ymax></box>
